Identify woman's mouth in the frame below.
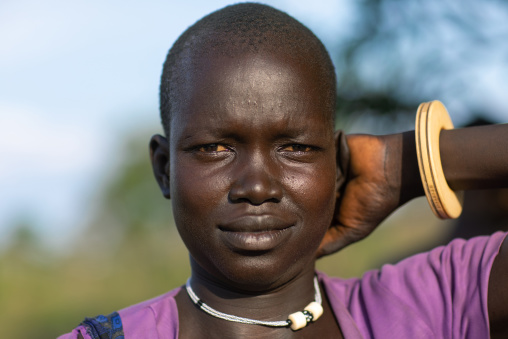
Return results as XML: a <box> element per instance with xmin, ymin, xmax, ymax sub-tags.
<box><xmin>219</xmin><ymin>215</ymin><xmax>294</xmax><ymax>252</ymax></box>
<box><xmin>220</xmin><ymin>228</ymin><xmax>293</xmax><ymax>252</ymax></box>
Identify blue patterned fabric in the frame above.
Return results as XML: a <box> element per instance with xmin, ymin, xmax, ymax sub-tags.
<box><xmin>80</xmin><ymin>311</ymin><xmax>124</xmax><ymax>339</ymax></box>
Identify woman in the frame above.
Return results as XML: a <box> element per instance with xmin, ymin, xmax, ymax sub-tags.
<box><xmin>61</xmin><ymin>3</ymin><xmax>508</xmax><ymax>338</ymax></box>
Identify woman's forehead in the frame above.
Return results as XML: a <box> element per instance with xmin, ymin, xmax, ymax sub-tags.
<box><xmin>173</xmin><ymin>51</ymin><xmax>334</xmax><ymax>129</ymax></box>
<box><xmin>170</xmin><ymin>54</ymin><xmax>331</xmax><ymax>141</ymax></box>
<box><xmin>194</xmin><ymin>53</ymin><xmax>312</xmax><ymax>100</ymax></box>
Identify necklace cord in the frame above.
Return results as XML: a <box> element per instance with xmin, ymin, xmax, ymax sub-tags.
<box><xmin>185</xmin><ymin>276</ymin><xmax>323</xmax><ymax>330</ymax></box>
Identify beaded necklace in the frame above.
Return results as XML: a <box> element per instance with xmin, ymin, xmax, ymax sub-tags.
<box><xmin>185</xmin><ymin>276</ymin><xmax>324</xmax><ymax>331</ymax></box>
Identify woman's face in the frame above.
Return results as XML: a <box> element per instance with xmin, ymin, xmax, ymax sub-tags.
<box><xmin>169</xmin><ymin>51</ymin><xmax>337</xmax><ymax>291</ymax></box>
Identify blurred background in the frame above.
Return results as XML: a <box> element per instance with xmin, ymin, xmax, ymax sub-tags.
<box><xmin>2</xmin><ymin>0</ymin><xmax>508</xmax><ymax>337</ymax></box>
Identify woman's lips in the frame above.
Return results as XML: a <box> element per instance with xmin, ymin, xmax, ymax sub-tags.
<box><xmin>219</xmin><ymin>215</ymin><xmax>294</xmax><ymax>252</ymax></box>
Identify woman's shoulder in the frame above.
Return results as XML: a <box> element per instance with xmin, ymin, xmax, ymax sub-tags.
<box><xmin>58</xmin><ymin>286</ymin><xmax>182</xmax><ymax>339</ymax></box>
<box><xmin>119</xmin><ymin>286</ymin><xmax>181</xmax><ymax>319</ymax></box>
<box><xmin>320</xmin><ymin>232</ymin><xmax>508</xmax><ymax>339</ymax></box>
<box><xmin>120</xmin><ymin>286</ymin><xmax>181</xmax><ymax>338</ymax></box>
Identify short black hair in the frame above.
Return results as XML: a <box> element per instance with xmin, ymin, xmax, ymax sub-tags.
<box><xmin>159</xmin><ymin>2</ymin><xmax>336</xmax><ymax>137</ymax></box>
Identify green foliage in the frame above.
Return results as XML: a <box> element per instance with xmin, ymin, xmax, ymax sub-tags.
<box><xmin>93</xmin><ymin>129</ymin><xmax>174</xmax><ymax>235</ymax></box>
<box><xmin>0</xmin><ymin>224</ymin><xmax>191</xmax><ymax>338</ymax></box>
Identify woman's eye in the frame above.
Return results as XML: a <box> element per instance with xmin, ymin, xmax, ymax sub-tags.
<box><xmin>282</xmin><ymin>144</ymin><xmax>313</xmax><ymax>152</ymax></box>
<box><xmin>197</xmin><ymin>144</ymin><xmax>230</xmax><ymax>152</ymax></box>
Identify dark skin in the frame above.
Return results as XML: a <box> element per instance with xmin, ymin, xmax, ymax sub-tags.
<box><xmin>149</xmin><ymin>48</ymin><xmax>508</xmax><ymax>338</ymax></box>
<box><xmin>317</xmin><ymin>129</ymin><xmax>508</xmax><ymax>339</ymax></box>
<box><xmin>152</xmin><ymin>52</ymin><xmax>341</xmax><ymax>338</ymax></box>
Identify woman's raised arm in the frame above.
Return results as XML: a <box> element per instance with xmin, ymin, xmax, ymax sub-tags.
<box><xmin>317</xmin><ymin>123</ymin><xmax>508</xmax><ymax>256</ymax></box>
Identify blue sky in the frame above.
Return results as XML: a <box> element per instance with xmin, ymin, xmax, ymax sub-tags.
<box><xmin>0</xmin><ymin>0</ymin><xmax>352</xmax><ymax>249</ymax></box>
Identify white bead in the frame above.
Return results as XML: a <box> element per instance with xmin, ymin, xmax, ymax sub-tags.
<box><xmin>288</xmin><ymin>311</ymin><xmax>307</xmax><ymax>330</ymax></box>
<box><xmin>304</xmin><ymin>301</ymin><xmax>323</xmax><ymax>321</ymax></box>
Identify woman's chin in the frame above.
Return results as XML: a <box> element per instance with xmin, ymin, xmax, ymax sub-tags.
<box><xmin>213</xmin><ymin>257</ymin><xmax>315</xmax><ymax>293</ymax></box>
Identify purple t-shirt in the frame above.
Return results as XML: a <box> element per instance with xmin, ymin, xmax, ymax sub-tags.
<box><xmin>59</xmin><ymin>232</ymin><xmax>506</xmax><ymax>339</ymax></box>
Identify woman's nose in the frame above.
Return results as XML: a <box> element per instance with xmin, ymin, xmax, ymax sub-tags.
<box><xmin>228</xmin><ymin>153</ymin><xmax>283</xmax><ymax>205</ymax></box>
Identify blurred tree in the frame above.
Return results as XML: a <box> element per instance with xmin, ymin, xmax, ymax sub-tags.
<box><xmin>79</xmin><ymin>127</ymin><xmax>175</xmax><ymax>251</ymax></box>
<box><xmin>335</xmin><ymin>0</ymin><xmax>508</xmax><ymax>132</ymax></box>
<box><xmin>2</xmin><ymin>217</ymin><xmax>50</xmax><ymax>263</ymax></box>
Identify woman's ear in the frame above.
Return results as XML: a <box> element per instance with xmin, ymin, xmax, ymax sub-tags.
<box><xmin>334</xmin><ymin>130</ymin><xmax>350</xmax><ymax>196</ymax></box>
<box><xmin>149</xmin><ymin>134</ymin><xmax>171</xmax><ymax>199</ymax></box>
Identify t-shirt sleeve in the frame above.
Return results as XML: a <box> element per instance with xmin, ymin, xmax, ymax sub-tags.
<box><xmin>57</xmin><ymin>311</ymin><xmax>124</xmax><ymax>339</ymax></box>
<box><xmin>56</xmin><ymin>288</ymin><xmax>180</xmax><ymax>339</ymax></box>
<box><xmin>358</xmin><ymin>232</ymin><xmax>506</xmax><ymax>339</ymax></box>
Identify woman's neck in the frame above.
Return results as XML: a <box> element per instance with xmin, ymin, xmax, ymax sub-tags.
<box><xmin>187</xmin><ymin>259</ymin><xmax>318</xmax><ymax>321</ymax></box>
<box><xmin>175</xmin><ymin>260</ymin><xmax>343</xmax><ymax>338</ymax></box>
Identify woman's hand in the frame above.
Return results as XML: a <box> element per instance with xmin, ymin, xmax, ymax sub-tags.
<box><xmin>317</xmin><ymin>133</ymin><xmax>418</xmax><ymax>258</ymax></box>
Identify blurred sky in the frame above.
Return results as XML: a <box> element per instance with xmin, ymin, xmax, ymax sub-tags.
<box><xmin>0</xmin><ymin>0</ymin><xmax>353</xmax><ymax>250</ymax></box>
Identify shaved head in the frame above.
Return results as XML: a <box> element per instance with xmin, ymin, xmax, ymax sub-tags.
<box><xmin>159</xmin><ymin>3</ymin><xmax>336</xmax><ymax>137</ymax></box>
